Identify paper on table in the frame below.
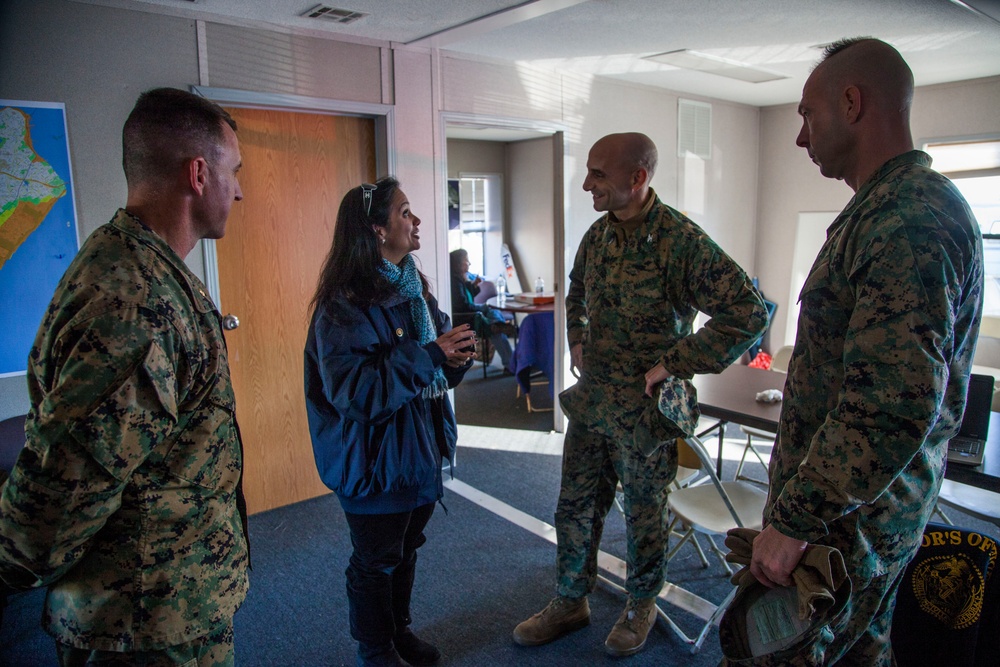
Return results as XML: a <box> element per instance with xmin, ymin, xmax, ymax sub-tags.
<box><xmin>755</xmin><ymin>389</ymin><xmax>782</xmax><ymax>403</ymax></box>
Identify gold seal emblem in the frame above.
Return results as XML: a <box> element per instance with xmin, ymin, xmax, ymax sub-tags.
<box><xmin>911</xmin><ymin>553</ymin><xmax>984</xmax><ymax>629</ymax></box>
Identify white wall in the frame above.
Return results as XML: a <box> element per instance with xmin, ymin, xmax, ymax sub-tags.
<box><xmin>445</xmin><ymin>137</ymin><xmax>556</xmax><ymax>294</ymax></box>
<box><xmin>390</xmin><ymin>48</ymin><xmax>440</xmax><ymax>292</ymax></box>
<box><xmin>756</xmin><ymin>74</ymin><xmax>1000</xmax><ymax>350</ymax></box>
<box><xmin>446</xmin><ymin>139</ymin><xmax>506</xmax><ymax>176</ymax></box>
<box><xmin>437</xmin><ymin>57</ymin><xmax>762</xmax><ymax>298</ymax></box>
<box><xmin>15</xmin><ymin>0</ymin><xmax>985</xmax><ymax>418</ymax></box>
<box><xmin>0</xmin><ymin>0</ymin><xmax>817</xmax><ymax>418</ymax></box>
<box><xmin>507</xmin><ymin>137</ymin><xmax>556</xmax><ymax>293</ymax></box>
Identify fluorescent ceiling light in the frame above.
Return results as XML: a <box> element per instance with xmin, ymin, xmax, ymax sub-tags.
<box><xmin>948</xmin><ymin>0</ymin><xmax>1000</xmax><ymax>25</ymax></box>
<box><xmin>643</xmin><ymin>49</ymin><xmax>789</xmax><ymax>84</ymax></box>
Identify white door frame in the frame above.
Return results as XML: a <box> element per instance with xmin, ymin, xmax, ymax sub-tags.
<box><xmin>439</xmin><ymin>111</ymin><xmax>567</xmax><ymax>432</ymax></box>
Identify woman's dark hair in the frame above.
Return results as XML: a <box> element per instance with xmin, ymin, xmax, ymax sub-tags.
<box><xmin>449</xmin><ymin>249</ymin><xmax>469</xmax><ymax>277</ymax></box>
<box><xmin>310</xmin><ymin>176</ymin><xmax>429</xmax><ymax>316</ymax></box>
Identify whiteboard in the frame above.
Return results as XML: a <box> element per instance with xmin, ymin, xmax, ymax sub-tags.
<box><xmin>784</xmin><ymin>212</ymin><xmax>838</xmax><ymax>347</ymax></box>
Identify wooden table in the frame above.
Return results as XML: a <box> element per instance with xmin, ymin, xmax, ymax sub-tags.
<box><xmin>691</xmin><ymin>365</ymin><xmax>783</xmax><ymax>477</ymax></box>
<box><xmin>692</xmin><ymin>364</ymin><xmax>1000</xmax><ymax>492</ymax></box>
<box><xmin>694</xmin><ymin>365</ymin><xmax>784</xmax><ymax>432</ymax></box>
<box><xmin>485</xmin><ymin>296</ymin><xmax>555</xmax><ymax>315</ymax></box>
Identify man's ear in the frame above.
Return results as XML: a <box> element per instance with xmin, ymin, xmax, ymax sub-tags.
<box><xmin>843</xmin><ymin>85</ymin><xmax>862</xmax><ymax>124</ymax></box>
<box><xmin>631</xmin><ymin>167</ymin><xmax>649</xmax><ymax>190</ymax></box>
<box><xmin>188</xmin><ymin>157</ymin><xmax>209</xmax><ymax>195</ymax></box>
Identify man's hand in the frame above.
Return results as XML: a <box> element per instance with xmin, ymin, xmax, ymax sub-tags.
<box><xmin>570</xmin><ymin>343</ymin><xmax>584</xmax><ymax>377</ymax></box>
<box><xmin>749</xmin><ymin>524</ymin><xmax>808</xmax><ymax>588</ymax></box>
<box><xmin>644</xmin><ymin>363</ymin><xmax>670</xmax><ymax>397</ymax></box>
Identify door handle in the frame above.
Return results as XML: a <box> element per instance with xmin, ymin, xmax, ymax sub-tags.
<box><xmin>222</xmin><ymin>314</ymin><xmax>240</xmax><ymax>331</ymax></box>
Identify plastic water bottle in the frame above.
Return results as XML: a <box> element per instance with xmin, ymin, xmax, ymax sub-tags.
<box><xmin>496</xmin><ymin>273</ymin><xmax>507</xmax><ymax>306</ymax></box>
<box><xmin>535</xmin><ymin>276</ymin><xmax>544</xmax><ymax>293</ymax></box>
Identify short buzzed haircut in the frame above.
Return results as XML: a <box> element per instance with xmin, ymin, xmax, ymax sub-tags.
<box><xmin>122</xmin><ymin>87</ymin><xmax>237</xmax><ymax>186</ymax></box>
<box><xmin>817</xmin><ymin>37</ymin><xmax>914</xmax><ymax>115</ymax></box>
<box><xmin>821</xmin><ymin>36</ymin><xmax>874</xmax><ymax>62</ymax></box>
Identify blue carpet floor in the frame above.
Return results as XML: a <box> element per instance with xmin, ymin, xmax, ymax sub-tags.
<box><xmin>3</xmin><ymin>436</ymin><xmax>997</xmax><ymax>666</ymax></box>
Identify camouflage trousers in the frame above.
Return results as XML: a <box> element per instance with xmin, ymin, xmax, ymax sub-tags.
<box><xmin>56</xmin><ymin>621</ymin><xmax>234</xmax><ymax>667</ymax></box>
<box><xmin>555</xmin><ymin>419</ymin><xmax>678</xmax><ymax>599</ymax></box>
<box><xmin>722</xmin><ymin>568</ymin><xmax>904</xmax><ymax>666</ymax></box>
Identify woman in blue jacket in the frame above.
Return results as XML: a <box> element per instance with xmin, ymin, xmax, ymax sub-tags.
<box><xmin>304</xmin><ymin>178</ymin><xmax>476</xmax><ymax>667</ymax></box>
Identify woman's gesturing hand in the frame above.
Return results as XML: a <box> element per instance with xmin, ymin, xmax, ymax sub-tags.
<box><xmin>436</xmin><ymin>324</ymin><xmax>478</xmax><ymax>367</ymax></box>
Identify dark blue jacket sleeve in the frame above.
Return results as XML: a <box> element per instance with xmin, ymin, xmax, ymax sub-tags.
<box><xmin>313</xmin><ymin>301</ymin><xmax>441</xmax><ymax>425</ymax></box>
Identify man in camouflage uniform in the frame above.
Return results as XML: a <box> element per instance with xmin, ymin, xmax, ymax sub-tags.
<box><xmin>747</xmin><ymin>38</ymin><xmax>983</xmax><ymax>665</ymax></box>
<box><xmin>513</xmin><ymin>132</ymin><xmax>768</xmax><ymax>657</ymax></box>
<box><xmin>0</xmin><ymin>88</ymin><xmax>250</xmax><ymax>666</ymax></box>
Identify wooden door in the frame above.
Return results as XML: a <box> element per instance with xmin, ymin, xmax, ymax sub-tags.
<box><xmin>217</xmin><ymin>107</ymin><xmax>376</xmax><ymax>514</ymax></box>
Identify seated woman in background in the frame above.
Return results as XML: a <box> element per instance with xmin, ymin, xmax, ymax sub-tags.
<box><xmin>449</xmin><ymin>248</ymin><xmax>515</xmax><ymax>372</ymax></box>
<box><xmin>305</xmin><ymin>178</ymin><xmax>477</xmax><ymax>667</ymax></box>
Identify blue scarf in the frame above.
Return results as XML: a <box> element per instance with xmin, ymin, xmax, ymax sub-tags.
<box><xmin>379</xmin><ymin>255</ymin><xmax>449</xmax><ymax>399</ymax></box>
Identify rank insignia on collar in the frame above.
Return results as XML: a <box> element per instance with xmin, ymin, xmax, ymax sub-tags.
<box><xmin>647</xmin><ymin>233</ymin><xmax>653</xmax><ymax>243</ymax></box>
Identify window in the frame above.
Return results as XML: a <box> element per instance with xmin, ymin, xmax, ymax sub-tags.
<box><xmin>447</xmin><ymin>174</ymin><xmax>503</xmax><ymax>281</ymax></box>
<box><xmin>924</xmin><ymin>138</ymin><xmax>1000</xmax><ymax>316</ymax></box>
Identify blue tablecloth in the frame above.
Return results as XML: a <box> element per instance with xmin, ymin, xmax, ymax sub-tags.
<box><xmin>508</xmin><ymin>311</ymin><xmax>554</xmax><ymax>398</ymax></box>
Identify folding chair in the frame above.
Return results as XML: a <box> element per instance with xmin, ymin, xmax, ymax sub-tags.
<box><xmin>661</xmin><ymin>436</ymin><xmax>768</xmax><ymax>653</ymax></box>
<box><xmin>612</xmin><ymin>449</ymin><xmax>710</xmax><ymax>567</ymax></box>
<box><xmin>734</xmin><ymin>425</ymin><xmax>774</xmax><ymax>486</ymax></box>
<box><xmin>770</xmin><ymin>345</ymin><xmax>794</xmax><ymax>373</ymax></box>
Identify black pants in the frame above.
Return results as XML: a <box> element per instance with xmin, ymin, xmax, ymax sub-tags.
<box><xmin>343</xmin><ymin>502</ymin><xmax>436</xmax><ymax>648</ymax></box>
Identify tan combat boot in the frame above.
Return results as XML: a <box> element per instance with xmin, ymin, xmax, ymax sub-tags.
<box><xmin>512</xmin><ymin>596</ymin><xmax>590</xmax><ymax>646</ymax></box>
<box><xmin>604</xmin><ymin>596</ymin><xmax>658</xmax><ymax>656</ymax></box>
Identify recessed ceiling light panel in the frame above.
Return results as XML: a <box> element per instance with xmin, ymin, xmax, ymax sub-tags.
<box><xmin>644</xmin><ymin>49</ymin><xmax>788</xmax><ymax>84</ymax></box>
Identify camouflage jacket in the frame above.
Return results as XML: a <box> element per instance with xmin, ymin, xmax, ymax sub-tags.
<box><xmin>767</xmin><ymin>151</ymin><xmax>984</xmax><ymax>579</ymax></box>
<box><xmin>0</xmin><ymin>210</ymin><xmax>249</xmax><ymax>650</ymax></box>
<box><xmin>562</xmin><ymin>191</ymin><xmax>768</xmax><ymax>441</ymax></box>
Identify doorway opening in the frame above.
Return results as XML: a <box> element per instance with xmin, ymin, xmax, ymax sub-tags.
<box><xmin>441</xmin><ymin>116</ymin><xmax>566</xmax><ymax>433</ymax></box>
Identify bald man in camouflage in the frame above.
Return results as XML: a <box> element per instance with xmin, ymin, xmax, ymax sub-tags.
<box><xmin>0</xmin><ymin>88</ymin><xmax>249</xmax><ymax>666</ymax></box>
<box><xmin>513</xmin><ymin>132</ymin><xmax>768</xmax><ymax>657</ymax></box>
<box><xmin>747</xmin><ymin>38</ymin><xmax>983</xmax><ymax>665</ymax></box>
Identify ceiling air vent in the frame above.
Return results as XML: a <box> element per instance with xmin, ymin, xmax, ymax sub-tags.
<box><xmin>302</xmin><ymin>5</ymin><xmax>368</xmax><ymax>23</ymax></box>
<box><xmin>677</xmin><ymin>99</ymin><xmax>711</xmax><ymax>160</ymax></box>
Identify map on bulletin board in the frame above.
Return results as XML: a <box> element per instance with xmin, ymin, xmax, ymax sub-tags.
<box><xmin>0</xmin><ymin>100</ymin><xmax>80</xmax><ymax>377</ymax></box>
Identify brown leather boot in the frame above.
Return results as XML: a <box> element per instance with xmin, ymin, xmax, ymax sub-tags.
<box><xmin>604</xmin><ymin>596</ymin><xmax>658</xmax><ymax>656</ymax></box>
<box><xmin>512</xmin><ymin>596</ymin><xmax>590</xmax><ymax>646</ymax></box>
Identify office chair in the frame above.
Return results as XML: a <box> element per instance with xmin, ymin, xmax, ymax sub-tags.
<box><xmin>0</xmin><ymin>414</ymin><xmax>27</xmax><ymax>630</ymax></box>
<box><xmin>891</xmin><ymin>522</ymin><xmax>1000</xmax><ymax>666</ymax></box>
